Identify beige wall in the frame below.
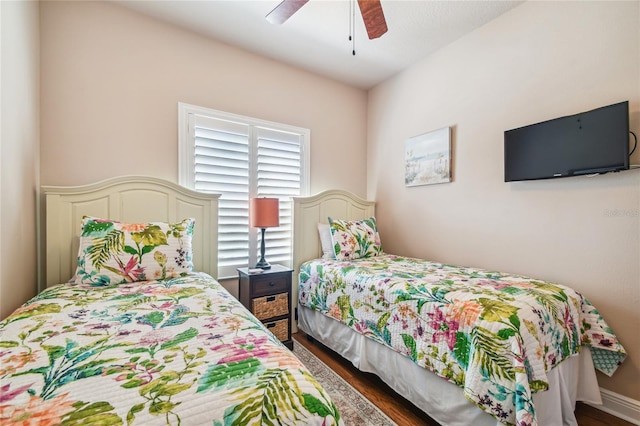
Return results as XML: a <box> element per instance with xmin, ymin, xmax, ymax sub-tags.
<box><xmin>0</xmin><ymin>1</ymin><xmax>40</xmax><ymax>319</ymax></box>
<box><xmin>39</xmin><ymin>0</ymin><xmax>367</xmax><ymax>197</ymax></box>
<box><xmin>368</xmin><ymin>1</ymin><xmax>639</xmax><ymax>402</ymax></box>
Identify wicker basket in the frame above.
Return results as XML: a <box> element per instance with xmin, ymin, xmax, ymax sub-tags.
<box><xmin>252</xmin><ymin>293</ymin><xmax>288</xmax><ymax>320</ymax></box>
<box><xmin>264</xmin><ymin>318</ymin><xmax>289</xmax><ymax>341</ymax></box>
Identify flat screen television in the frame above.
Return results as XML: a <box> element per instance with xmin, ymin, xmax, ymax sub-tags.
<box><xmin>504</xmin><ymin>101</ymin><xmax>629</xmax><ymax>182</ymax></box>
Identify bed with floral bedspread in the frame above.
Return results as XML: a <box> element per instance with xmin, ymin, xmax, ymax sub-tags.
<box><xmin>1</xmin><ymin>273</ymin><xmax>342</xmax><ymax>425</ymax></box>
<box><xmin>298</xmin><ymin>254</ymin><xmax>626</xmax><ymax>426</ymax></box>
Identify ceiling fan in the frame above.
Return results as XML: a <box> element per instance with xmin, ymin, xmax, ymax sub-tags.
<box><xmin>266</xmin><ymin>0</ymin><xmax>388</xmax><ymax>40</ymax></box>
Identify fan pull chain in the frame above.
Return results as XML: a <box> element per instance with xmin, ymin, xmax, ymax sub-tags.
<box><xmin>348</xmin><ymin>0</ymin><xmax>352</xmax><ymax>42</ymax></box>
<box><xmin>350</xmin><ymin>0</ymin><xmax>356</xmax><ymax>55</ymax></box>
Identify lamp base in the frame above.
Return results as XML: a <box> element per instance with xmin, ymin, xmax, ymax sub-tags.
<box><xmin>255</xmin><ymin>227</ymin><xmax>271</xmax><ymax>269</ymax></box>
<box><xmin>255</xmin><ymin>259</ymin><xmax>271</xmax><ymax>269</ymax></box>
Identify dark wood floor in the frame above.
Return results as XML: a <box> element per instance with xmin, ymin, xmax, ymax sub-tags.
<box><xmin>293</xmin><ymin>332</ymin><xmax>633</xmax><ymax>426</ymax></box>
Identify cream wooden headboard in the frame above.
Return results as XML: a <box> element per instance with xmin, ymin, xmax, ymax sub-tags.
<box><xmin>291</xmin><ymin>189</ymin><xmax>375</xmax><ymax>330</ymax></box>
<box><xmin>43</xmin><ymin>176</ymin><xmax>220</xmax><ymax>287</ymax></box>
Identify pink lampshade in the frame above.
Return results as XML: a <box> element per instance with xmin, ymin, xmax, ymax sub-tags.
<box><xmin>250</xmin><ymin>198</ymin><xmax>280</xmax><ymax>228</ymax></box>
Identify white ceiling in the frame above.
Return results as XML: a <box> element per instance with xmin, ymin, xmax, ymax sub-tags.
<box><xmin>116</xmin><ymin>0</ymin><xmax>523</xmax><ymax>90</ymax></box>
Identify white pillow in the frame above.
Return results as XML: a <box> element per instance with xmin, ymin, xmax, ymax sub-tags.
<box><xmin>317</xmin><ymin>223</ymin><xmax>335</xmax><ymax>259</ymax></box>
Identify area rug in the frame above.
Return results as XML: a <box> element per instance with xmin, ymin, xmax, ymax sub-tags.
<box><xmin>292</xmin><ymin>340</ymin><xmax>397</xmax><ymax>426</ymax></box>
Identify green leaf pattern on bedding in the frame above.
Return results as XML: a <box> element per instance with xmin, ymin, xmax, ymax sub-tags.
<box><xmin>298</xmin><ymin>254</ymin><xmax>626</xmax><ymax>426</ymax></box>
<box><xmin>0</xmin><ymin>273</ymin><xmax>342</xmax><ymax>425</ymax></box>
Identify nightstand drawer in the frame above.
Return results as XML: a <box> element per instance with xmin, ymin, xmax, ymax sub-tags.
<box><xmin>264</xmin><ymin>318</ymin><xmax>289</xmax><ymax>342</ymax></box>
<box><xmin>252</xmin><ymin>292</ymin><xmax>289</xmax><ymax>320</ymax></box>
<box><xmin>250</xmin><ymin>275</ymin><xmax>289</xmax><ymax>296</ymax></box>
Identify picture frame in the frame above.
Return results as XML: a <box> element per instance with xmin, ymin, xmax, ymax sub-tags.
<box><xmin>404</xmin><ymin>126</ymin><xmax>451</xmax><ymax>187</ymax></box>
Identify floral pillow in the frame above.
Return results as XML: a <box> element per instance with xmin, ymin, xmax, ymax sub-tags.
<box><xmin>75</xmin><ymin>217</ymin><xmax>195</xmax><ymax>285</ymax></box>
<box><xmin>328</xmin><ymin>216</ymin><xmax>383</xmax><ymax>260</ymax></box>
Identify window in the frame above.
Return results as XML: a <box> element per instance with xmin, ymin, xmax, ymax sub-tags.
<box><xmin>178</xmin><ymin>103</ymin><xmax>310</xmax><ymax>278</ymax></box>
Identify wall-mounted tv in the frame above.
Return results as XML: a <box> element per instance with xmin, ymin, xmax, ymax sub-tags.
<box><xmin>504</xmin><ymin>101</ymin><xmax>629</xmax><ymax>182</ymax></box>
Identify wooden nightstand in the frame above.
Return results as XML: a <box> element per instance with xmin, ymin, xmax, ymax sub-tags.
<box><xmin>237</xmin><ymin>264</ymin><xmax>294</xmax><ymax>350</ymax></box>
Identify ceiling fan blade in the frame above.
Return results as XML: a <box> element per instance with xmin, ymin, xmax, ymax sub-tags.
<box><xmin>357</xmin><ymin>0</ymin><xmax>388</xmax><ymax>39</ymax></box>
<box><xmin>266</xmin><ymin>0</ymin><xmax>310</xmax><ymax>25</ymax></box>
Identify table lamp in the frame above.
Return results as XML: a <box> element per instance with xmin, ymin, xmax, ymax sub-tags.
<box><xmin>250</xmin><ymin>197</ymin><xmax>280</xmax><ymax>269</ymax></box>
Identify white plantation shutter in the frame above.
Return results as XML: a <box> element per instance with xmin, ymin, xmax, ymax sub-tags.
<box><xmin>193</xmin><ymin>115</ymin><xmax>251</xmax><ymax>278</ymax></box>
<box><xmin>256</xmin><ymin>128</ymin><xmax>302</xmax><ymax>267</ymax></box>
<box><xmin>179</xmin><ymin>103</ymin><xmax>309</xmax><ymax>278</ymax></box>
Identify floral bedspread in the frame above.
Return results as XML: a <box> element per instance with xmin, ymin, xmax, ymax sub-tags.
<box><xmin>1</xmin><ymin>273</ymin><xmax>342</xmax><ymax>425</ymax></box>
<box><xmin>298</xmin><ymin>255</ymin><xmax>626</xmax><ymax>426</ymax></box>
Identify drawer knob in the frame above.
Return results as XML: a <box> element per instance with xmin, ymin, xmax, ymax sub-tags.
<box><xmin>268</xmin><ymin>281</ymin><xmax>275</xmax><ymax>287</ymax></box>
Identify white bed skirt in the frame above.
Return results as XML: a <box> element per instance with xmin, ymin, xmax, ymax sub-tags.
<box><xmin>298</xmin><ymin>306</ymin><xmax>603</xmax><ymax>426</ymax></box>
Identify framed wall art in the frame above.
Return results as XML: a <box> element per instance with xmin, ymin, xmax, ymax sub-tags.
<box><xmin>405</xmin><ymin>126</ymin><xmax>451</xmax><ymax>186</ymax></box>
